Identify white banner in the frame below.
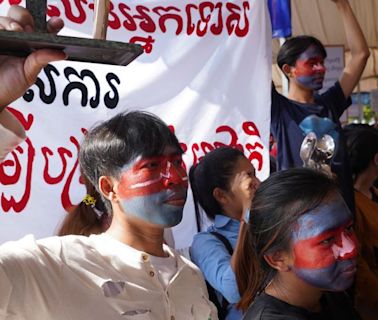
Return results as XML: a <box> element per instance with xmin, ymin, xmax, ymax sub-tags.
<box><xmin>0</xmin><ymin>0</ymin><xmax>272</xmax><ymax>248</ymax></box>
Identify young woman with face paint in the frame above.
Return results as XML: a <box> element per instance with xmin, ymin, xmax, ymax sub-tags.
<box><xmin>235</xmin><ymin>168</ymin><xmax>360</xmax><ymax>319</ymax></box>
<box><xmin>345</xmin><ymin>125</ymin><xmax>378</xmax><ymax>319</ymax></box>
<box><xmin>189</xmin><ymin>147</ymin><xmax>260</xmax><ymax>319</ymax></box>
<box><xmin>271</xmin><ymin>0</ymin><xmax>370</xmax><ymax>212</ymax></box>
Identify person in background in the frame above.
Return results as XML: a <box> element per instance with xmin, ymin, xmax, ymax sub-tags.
<box><xmin>190</xmin><ymin>147</ymin><xmax>260</xmax><ymax>319</ymax></box>
<box><xmin>271</xmin><ymin>0</ymin><xmax>370</xmax><ymax>212</ymax></box>
<box><xmin>345</xmin><ymin>124</ymin><xmax>378</xmax><ymax>319</ymax></box>
<box><xmin>0</xmin><ymin>6</ymin><xmax>217</xmax><ymax>320</ymax></box>
<box><xmin>235</xmin><ymin>168</ymin><xmax>360</xmax><ymax>319</ymax></box>
<box><xmin>0</xmin><ymin>6</ymin><xmax>66</xmax><ymax>161</ymax></box>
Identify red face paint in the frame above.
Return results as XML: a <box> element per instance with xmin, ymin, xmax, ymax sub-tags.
<box><xmin>291</xmin><ymin>196</ymin><xmax>358</xmax><ymax>291</ymax></box>
<box><xmin>117</xmin><ymin>154</ymin><xmax>188</xmax><ymax>200</ymax></box>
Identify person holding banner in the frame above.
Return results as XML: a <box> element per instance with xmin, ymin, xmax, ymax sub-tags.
<box><xmin>271</xmin><ymin>0</ymin><xmax>370</xmax><ymax>212</ymax></box>
<box><xmin>0</xmin><ymin>6</ymin><xmax>66</xmax><ymax>161</ymax></box>
<box><xmin>0</xmin><ymin>7</ymin><xmax>218</xmax><ymax>319</ymax></box>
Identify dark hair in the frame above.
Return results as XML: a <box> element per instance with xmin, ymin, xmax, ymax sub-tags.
<box><xmin>344</xmin><ymin>125</ymin><xmax>378</xmax><ymax>178</ymax></box>
<box><xmin>235</xmin><ymin>168</ymin><xmax>340</xmax><ymax>311</ymax></box>
<box><xmin>80</xmin><ymin>111</ymin><xmax>182</xmax><ymax>212</ymax></box>
<box><xmin>189</xmin><ymin>147</ymin><xmax>245</xmax><ymax>231</ymax></box>
<box><xmin>57</xmin><ymin>174</ymin><xmax>110</xmax><ymax>236</ymax></box>
<box><xmin>277</xmin><ymin>35</ymin><xmax>327</xmax><ymax>79</ymax></box>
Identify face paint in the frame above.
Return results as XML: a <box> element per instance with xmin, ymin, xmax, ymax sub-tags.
<box><xmin>291</xmin><ymin>195</ymin><xmax>358</xmax><ymax>291</ymax></box>
<box><xmin>293</xmin><ymin>45</ymin><xmax>326</xmax><ymax>90</ymax></box>
<box><xmin>116</xmin><ymin>153</ymin><xmax>188</xmax><ymax>227</ymax></box>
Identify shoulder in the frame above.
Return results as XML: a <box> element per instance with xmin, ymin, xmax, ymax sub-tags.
<box><xmin>191</xmin><ymin>230</ymin><xmax>226</xmax><ymax>254</ymax></box>
<box><xmin>244</xmin><ymin>294</ymin><xmax>308</xmax><ymax>320</ymax></box>
<box><xmin>0</xmin><ymin>234</ymin><xmax>92</xmax><ymax>267</ymax></box>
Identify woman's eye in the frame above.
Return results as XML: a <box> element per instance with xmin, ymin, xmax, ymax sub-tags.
<box><xmin>345</xmin><ymin>224</ymin><xmax>355</xmax><ymax>234</ymax></box>
<box><xmin>143</xmin><ymin>162</ymin><xmax>159</xmax><ymax>169</ymax></box>
<box><xmin>321</xmin><ymin>237</ymin><xmax>335</xmax><ymax>246</ymax></box>
<box><xmin>172</xmin><ymin>159</ymin><xmax>183</xmax><ymax>167</ymax></box>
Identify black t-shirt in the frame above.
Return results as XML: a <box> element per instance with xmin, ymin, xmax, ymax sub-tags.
<box><xmin>270</xmin><ymin>82</ymin><xmax>355</xmax><ymax>211</ymax></box>
<box><xmin>243</xmin><ymin>292</ymin><xmax>360</xmax><ymax>320</ymax></box>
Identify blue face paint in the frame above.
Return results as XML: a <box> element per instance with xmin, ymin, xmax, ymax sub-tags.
<box><xmin>116</xmin><ymin>153</ymin><xmax>188</xmax><ymax>227</ymax></box>
<box><xmin>291</xmin><ymin>195</ymin><xmax>358</xmax><ymax>291</ymax></box>
<box><xmin>294</xmin><ymin>46</ymin><xmax>326</xmax><ymax>91</ymax></box>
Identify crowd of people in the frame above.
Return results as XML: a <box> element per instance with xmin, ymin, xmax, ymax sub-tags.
<box><xmin>0</xmin><ymin>1</ymin><xmax>377</xmax><ymax>319</ymax></box>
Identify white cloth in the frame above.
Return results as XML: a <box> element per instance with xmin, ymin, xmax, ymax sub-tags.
<box><xmin>0</xmin><ymin>122</ymin><xmax>23</xmax><ymax>162</ymax></box>
<box><xmin>0</xmin><ymin>233</ymin><xmax>218</xmax><ymax>320</ymax></box>
<box><xmin>150</xmin><ymin>253</ymin><xmax>177</xmax><ymax>289</ymax></box>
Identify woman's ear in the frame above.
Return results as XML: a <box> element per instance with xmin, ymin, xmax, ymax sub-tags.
<box><xmin>213</xmin><ymin>187</ymin><xmax>228</xmax><ymax>206</ymax></box>
<box><xmin>264</xmin><ymin>250</ymin><xmax>292</xmax><ymax>272</ymax></box>
<box><xmin>99</xmin><ymin>176</ymin><xmax>117</xmax><ymax>202</ymax></box>
<box><xmin>282</xmin><ymin>64</ymin><xmax>294</xmax><ymax>78</ymax></box>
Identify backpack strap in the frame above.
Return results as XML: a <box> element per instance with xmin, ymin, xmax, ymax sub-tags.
<box><xmin>210</xmin><ymin>231</ymin><xmax>233</xmax><ymax>255</ymax></box>
<box><xmin>206</xmin><ymin>231</ymin><xmax>234</xmax><ymax>320</ymax></box>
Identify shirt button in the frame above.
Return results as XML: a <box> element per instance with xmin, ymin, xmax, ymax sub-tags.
<box><xmin>149</xmin><ymin>271</ymin><xmax>155</xmax><ymax>277</ymax></box>
<box><xmin>142</xmin><ymin>254</ymin><xmax>149</xmax><ymax>261</ymax></box>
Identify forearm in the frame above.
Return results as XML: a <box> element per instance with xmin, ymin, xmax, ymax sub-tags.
<box><xmin>0</xmin><ymin>108</ymin><xmax>26</xmax><ymax>140</ymax></box>
<box><xmin>336</xmin><ymin>0</ymin><xmax>369</xmax><ymax>59</ymax></box>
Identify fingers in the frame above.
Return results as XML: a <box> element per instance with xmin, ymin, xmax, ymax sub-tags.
<box><xmin>6</xmin><ymin>6</ymin><xmax>34</xmax><ymax>31</ymax></box>
<box><xmin>2</xmin><ymin>6</ymin><xmax>64</xmax><ymax>34</ymax></box>
<box><xmin>23</xmin><ymin>49</ymin><xmax>67</xmax><ymax>85</ymax></box>
<box><xmin>46</xmin><ymin>16</ymin><xmax>64</xmax><ymax>34</ymax></box>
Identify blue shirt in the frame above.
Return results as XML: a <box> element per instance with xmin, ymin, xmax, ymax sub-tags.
<box><xmin>191</xmin><ymin>215</ymin><xmax>242</xmax><ymax>319</ymax></box>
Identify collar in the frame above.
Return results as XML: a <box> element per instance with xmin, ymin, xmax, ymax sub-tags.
<box><xmin>214</xmin><ymin>214</ymin><xmax>240</xmax><ymax>229</ymax></box>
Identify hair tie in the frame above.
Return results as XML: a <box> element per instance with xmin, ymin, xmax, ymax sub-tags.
<box><xmin>82</xmin><ymin>194</ymin><xmax>96</xmax><ymax>206</ymax></box>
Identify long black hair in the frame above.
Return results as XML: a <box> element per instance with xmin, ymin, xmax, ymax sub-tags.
<box><xmin>189</xmin><ymin>147</ymin><xmax>245</xmax><ymax>231</ymax></box>
<box><xmin>235</xmin><ymin>168</ymin><xmax>340</xmax><ymax>311</ymax></box>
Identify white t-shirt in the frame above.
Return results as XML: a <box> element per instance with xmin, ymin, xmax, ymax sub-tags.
<box><xmin>0</xmin><ymin>233</ymin><xmax>218</xmax><ymax>320</ymax></box>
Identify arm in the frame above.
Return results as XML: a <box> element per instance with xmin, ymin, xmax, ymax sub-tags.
<box><xmin>0</xmin><ymin>6</ymin><xmax>66</xmax><ymax>159</ymax></box>
<box><xmin>0</xmin><ymin>6</ymin><xmax>66</xmax><ymax>109</ymax></box>
<box><xmin>191</xmin><ymin>233</ymin><xmax>240</xmax><ymax>303</ymax></box>
<box><xmin>333</xmin><ymin>0</ymin><xmax>370</xmax><ymax>98</ymax></box>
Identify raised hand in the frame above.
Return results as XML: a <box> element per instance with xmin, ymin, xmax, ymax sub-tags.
<box><xmin>0</xmin><ymin>6</ymin><xmax>66</xmax><ymax>110</ymax></box>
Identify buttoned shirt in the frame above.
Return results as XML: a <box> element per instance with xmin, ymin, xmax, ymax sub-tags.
<box><xmin>191</xmin><ymin>215</ymin><xmax>242</xmax><ymax>319</ymax></box>
<box><xmin>0</xmin><ymin>233</ymin><xmax>218</xmax><ymax>320</ymax></box>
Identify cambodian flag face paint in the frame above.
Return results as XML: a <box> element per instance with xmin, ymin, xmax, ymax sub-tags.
<box><xmin>116</xmin><ymin>153</ymin><xmax>188</xmax><ymax>227</ymax></box>
<box><xmin>291</xmin><ymin>195</ymin><xmax>358</xmax><ymax>291</ymax></box>
<box><xmin>293</xmin><ymin>45</ymin><xmax>326</xmax><ymax>91</ymax></box>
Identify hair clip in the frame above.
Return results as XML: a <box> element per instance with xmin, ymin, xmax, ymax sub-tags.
<box><xmin>82</xmin><ymin>194</ymin><xmax>96</xmax><ymax>206</ymax></box>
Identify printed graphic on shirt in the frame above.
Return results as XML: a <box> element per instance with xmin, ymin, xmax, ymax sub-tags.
<box><xmin>299</xmin><ymin>115</ymin><xmax>338</xmax><ymax>170</ymax></box>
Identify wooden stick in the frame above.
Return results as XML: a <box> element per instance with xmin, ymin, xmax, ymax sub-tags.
<box><xmin>92</xmin><ymin>0</ymin><xmax>110</xmax><ymax>40</ymax></box>
<box><xmin>26</xmin><ymin>0</ymin><xmax>47</xmax><ymax>33</ymax></box>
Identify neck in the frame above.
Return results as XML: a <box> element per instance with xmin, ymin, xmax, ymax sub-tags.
<box><xmin>354</xmin><ymin>166</ymin><xmax>376</xmax><ymax>200</ymax></box>
<box><xmin>265</xmin><ymin>273</ymin><xmax>322</xmax><ymax>312</ymax></box>
<box><xmin>106</xmin><ymin>212</ymin><xmax>167</xmax><ymax>257</ymax></box>
<box><xmin>288</xmin><ymin>83</ymin><xmax>315</xmax><ymax>104</ymax></box>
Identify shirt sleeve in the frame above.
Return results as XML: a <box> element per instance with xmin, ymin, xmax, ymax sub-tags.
<box><xmin>270</xmin><ymin>82</ymin><xmax>281</xmax><ymax>134</ymax></box>
<box><xmin>0</xmin><ymin>109</ymin><xmax>25</xmax><ymax>162</ymax></box>
<box><xmin>319</xmin><ymin>81</ymin><xmax>352</xmax><ymax>120</ymax></box>
<box><xmin>190</xmin><ymin>232</ymin><xmax>240</xmax><ymax>303</ymax></box>
<box><xmin>0</xmin><ymin>265</ymin><xmax>13</xmax><ymax>318</ymax></box>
